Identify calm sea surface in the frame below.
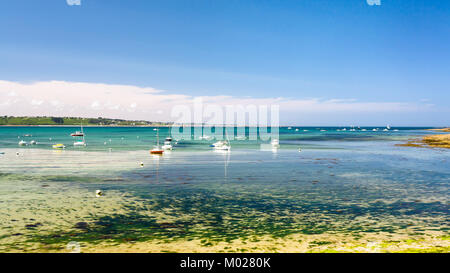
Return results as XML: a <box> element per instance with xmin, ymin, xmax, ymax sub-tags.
<box><xmin>0</xmin><ymin>126</ymin><xmax>448</xmax><ymax>251</ymax></box>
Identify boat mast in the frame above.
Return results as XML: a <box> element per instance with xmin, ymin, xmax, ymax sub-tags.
<box><xmin>156</xmin><ymin>128</ymin><xmax>159</xmax><ymax>147</ymax></box>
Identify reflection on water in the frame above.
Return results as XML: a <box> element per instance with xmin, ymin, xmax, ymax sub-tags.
<box><xmin>0</xmin><ymin>127</ymin><xmax>448</xmax><ymax>252</ymax></box>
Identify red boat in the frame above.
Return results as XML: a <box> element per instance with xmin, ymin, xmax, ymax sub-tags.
<box><xmin>71</xmin><ymin>123</ymin><xmax>85</xmax><ymax>137</ymax></box>
<box><xmin>150</xmin><ymin>128</ymin><xmax>164</xmax><ymax>155</ymax></box>
<box><xmin>150</xmin><ymin>149</ymin><xmax>164</xmax><ymax>155</ymax></box>
<box><xmin>71</xmin><ymin>131</ymin><xmax>85</xmax><ymax>137</ymax></box>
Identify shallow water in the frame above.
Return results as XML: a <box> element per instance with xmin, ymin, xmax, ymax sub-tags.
<box><xmin>0</xmin><ymin>127</ymin><xmax>448</xmax><ymax>252</ymax></box>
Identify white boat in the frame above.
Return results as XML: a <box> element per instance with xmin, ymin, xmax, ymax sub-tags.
<box><xmin>288</xmin><ymin>127</ymin><xmax>292</xmax><ymax>130</ymax></box>
<box><xmin>213</xmin><ymin>141</ymin><xmax>231</xmax><ymax>151</ymax></box>
<box><xmin>162</xmin><ymin>137</ymin><xmax>173</xmax><ymax>150</ymax></box>
<box><xmin>30</xmin><ymin>140</ymin><xmax>37</xmax><ymax>145</ymax></box>
<box><xmin>271</xmin><ymin>139</ymin><xmax>280</xmax><ymax>148</ymax></box>
<box><xmin>295</xmin><ymin>128</ymin><xmax>299</xmax><ymax>132</ymax></box>
<box><xmin>199</xmin><ymin>135</ymin><xmax>212</xmax><ymax>140</ymax></box>
<box><xmin>73</xmin><ymin>141</ymin><xmax>86</xmax><ymax>147</ymax></box>
<box><xmin>211</xmin><ymin>141</ymin><xmax>226</xmax><ymax>148</ymax></box>
<box><xmin>162</xmin><ymin>141</ymin><xmax>173</xmax><ymax>150</ymax></box>
<box><xmin>18</xmin><ymin>140</ymin><xmax>27</xmax><ymax>146</ymax></box>
<box><xmin>212</xmin><ymin>130</ymin><xmax>231</xmax><ymax>151</ymax></box>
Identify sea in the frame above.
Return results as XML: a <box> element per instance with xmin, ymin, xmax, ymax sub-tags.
<box><xmin>0</xmin><ymin>126</ymin><xmax>448</xmax><ymax>252</ymax></box>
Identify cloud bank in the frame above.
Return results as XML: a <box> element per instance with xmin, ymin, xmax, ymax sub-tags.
<box><xmin>0</xmin><ymin>80</ymin><xmax>435</xmax><ymax>125</ymax></box>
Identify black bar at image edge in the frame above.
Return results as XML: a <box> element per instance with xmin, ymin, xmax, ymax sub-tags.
<box><xmin>0</xmin><ymin>253</ymin><xmax>445</xmax><ymax>272</ymax></box>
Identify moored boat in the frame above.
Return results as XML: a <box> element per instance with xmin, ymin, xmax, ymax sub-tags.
<box><xmin>150</xmin><ymin>129</ymin><xmax>164</xmax><ymax>155</ymax></box>
<box><xmin>71</xmin><ymin>123</ymin><xmax>85</xmax><ymax>137</ymax></box>
<box><xmin>52</xmin><ymin>144</ymin><xmax>66</xmax><ymax>149</ymax></box>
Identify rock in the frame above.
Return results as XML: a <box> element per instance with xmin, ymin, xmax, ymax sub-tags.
<box><xmin>25</xmin><ymin>223</ymin><xmax>42</xmax><ymax>229</ymax></box>
<box><xmin>74</xmin><ymin>222</ymin><xmax>89</xmax><ymax>230</ymax></box>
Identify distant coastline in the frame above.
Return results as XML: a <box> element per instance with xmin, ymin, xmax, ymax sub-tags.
<box><xmin>0</xmin><ymin>116</ymin><xmax>173</xmax><ymax>127</ymax></box>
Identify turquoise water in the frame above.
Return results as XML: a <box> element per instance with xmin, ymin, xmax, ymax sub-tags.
<box><xmin>0</xmin><ymin>126</ymin><xmax>436</xmax><ymax>151</ymax></box>
<box><xmin>0</xmin><ymin>126</ymin><xmax>449</xmax><ymax>252</ymax></box>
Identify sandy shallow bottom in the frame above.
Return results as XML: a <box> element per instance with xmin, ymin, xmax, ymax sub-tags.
<box><xmin>0</xmin><ymin>148</ymin><xmax>448</xmax><ymax>253</ymax></box>
<box><xmin>10</xmin><ymin>232</ymin><xmax>450</xmax><ymax>253</ymax></box>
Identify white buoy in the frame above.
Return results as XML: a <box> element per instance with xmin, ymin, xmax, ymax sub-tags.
<box><xmin>95</xmin><ymin>190</ymin><xmax>103</xmax><ymax>197</ymax></box>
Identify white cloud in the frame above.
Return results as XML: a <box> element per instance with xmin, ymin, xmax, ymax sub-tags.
<box><xmin>31</xmin><ymin>99</ymin><xmax>44</xmax><ymax>106</ymax></box>
<box><xmin>0</xmin><ymin>80</ymin><xmax>435</xmax><ymax>124</ymax></box>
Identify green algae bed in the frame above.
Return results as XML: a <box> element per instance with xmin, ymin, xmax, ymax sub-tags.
<box><xmin>1</xmin><ymin>172</ymin><xmax>448</xmax><ymax>253</ymax></box>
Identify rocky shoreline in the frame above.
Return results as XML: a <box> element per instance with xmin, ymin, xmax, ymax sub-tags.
<box><xmin>397</xmin><ymin>128</ymin><xmax>450</xmax><ymax>149</ymax></box>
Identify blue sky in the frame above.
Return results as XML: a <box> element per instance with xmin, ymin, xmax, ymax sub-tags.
<box><xmin>0</xmin><ymin>0</ymin><xmax>449</xmax><ymax>125</ymax></box>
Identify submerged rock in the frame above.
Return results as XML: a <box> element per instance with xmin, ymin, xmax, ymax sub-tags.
<box><xmin>25</xmin><ymin>223</ymin><xmax>42</xmax><ymax>229</ymax></box>
<box><xmin>74</xmin><ymin>222</ymin><xmax>89</xmax><ymax>230</ymax></box>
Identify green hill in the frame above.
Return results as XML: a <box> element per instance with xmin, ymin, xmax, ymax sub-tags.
<box><xmin>0</xmin><ymin>116</ymin><xmax>172</xmax><ymax>126</ymax></box>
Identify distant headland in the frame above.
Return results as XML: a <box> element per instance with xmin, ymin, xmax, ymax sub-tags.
<box><xmin>0</xmin><ymin>116</ymin><xmax>173</xmax><ymax>127</ymax></box>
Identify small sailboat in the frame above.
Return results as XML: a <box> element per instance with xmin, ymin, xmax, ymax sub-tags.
<box><xmin>271</xmin><ymin>138</ymin><xmax>280</xmax><ymax>148</ymax></box>
<box><xmin>73</xmin><ymin>140</ymin><xmax>86</xmax><ymax>147</ymax></box>
<box><xmin>18</xmin><ymin>140</ymin><xmax>27</xmax><ymax>146</ymax></box>
<box><xmin>213</xmin><ymin>141</ymin><xmax>231</xmax><ymax>151</ymax></box>
<box><xmin>162</xmin><ymin>137</ymin><xmax>173</xmax><ymax>150</ymax></box>
<box><xmin>71</xmin><ymin>123</ymin><xmax>85</xmax><ymax>137</ymax></box>
<box><xmin>211</xmin><ymin>141</ymin><xmax>225</xmax><ymax>147</ymax></box>
<box><xmin>52</xmin><ymin>144</ymin><xmax>66</xmax><ymax>149</ymax></box>
<box><xmin>73</xmin><ymin>135</ymin><xmax>86</xmax><ymax>147</ymax></box>
<box><xmin>72</xmin><ymin>123</ymin><xmax>86</xmax><ymax>146</ymax></box>
<box><xmin>30</xmin><ymin>140</ymin><xmax>37</xmax><ymax>145</ymax></box>
<box><xmin>150</xmin><ymin>128</ymin><xmax>164</xmax><ymax>155</ymax></box>
<box><xmin>213</xmin><ymin>131</ymin><xmax>231</xmax><ymax>151</ymax></box>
